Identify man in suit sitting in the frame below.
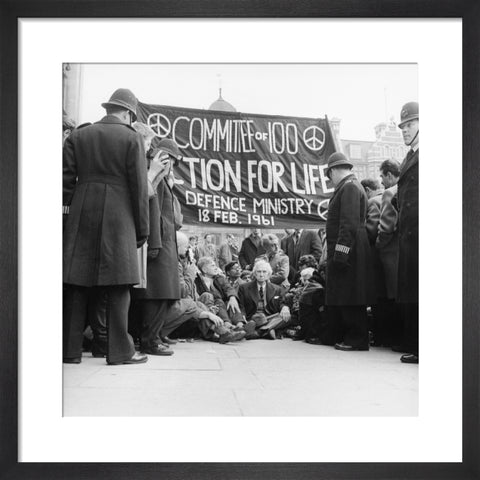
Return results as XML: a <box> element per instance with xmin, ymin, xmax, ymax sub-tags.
<box><xmin>238</xmin><ymin>259</ymin><xmax>291</xmax><ymax>340</ymax></box>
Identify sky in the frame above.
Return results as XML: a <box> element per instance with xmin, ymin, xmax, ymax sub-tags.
<box><xmin>76</xmin><ymin>63</ymin><xmax>417</xmax><ymax>141</ymax></box>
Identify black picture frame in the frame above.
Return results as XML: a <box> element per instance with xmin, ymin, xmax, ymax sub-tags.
<box><xmin>1</xmin><ymin>1</ymin><xmax>478</xmax><ymax>479</ymax></box>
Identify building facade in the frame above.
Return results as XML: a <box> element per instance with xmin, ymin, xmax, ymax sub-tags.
<box><xmin>337</xmin><ymin>118</ymin><xmax>408</xmax><ymax>181</ymax></box>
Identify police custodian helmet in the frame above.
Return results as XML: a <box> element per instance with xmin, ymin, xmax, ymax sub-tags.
<box><xmin>101</xmin><ymin>88</ymin><xmax>138</xmax><ymax>122</ymax></box>
<box><xmin>398</xmin><ymin>102</ymin><xmax>419</xmax><ymax>128</ymax></box>
<box><xmin>326</xmin><ymin>152</ymin><xmax>354</xmax><ymax>177</ymax></box>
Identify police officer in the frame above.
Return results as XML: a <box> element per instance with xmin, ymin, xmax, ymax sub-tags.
<box><xmin>63</xmin><ymin>88</ymin><xmax>150</xmax><ymax>365</ymax></box>
<box><xmin>396</xmin><ymin>102</ymin><xmax>419</xmax><ymax>364</ymax></box>
<box><xmin>325</xmin><ymin>152</ymin><xmax>373</xmax><ymax>351</ymax></box>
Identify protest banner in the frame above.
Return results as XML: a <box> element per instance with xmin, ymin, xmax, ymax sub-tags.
<box><xmin>137</xmin><ymin>103</ymin><xmax>338</xmax><ymax>228</ymax></box>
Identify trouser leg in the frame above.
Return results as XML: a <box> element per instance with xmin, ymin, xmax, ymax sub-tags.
<box><xmin>402</xmin><ymin>302</ymin><xmax>419</xmax><ymax>356</ymax></box>
<box><xmin>161</xmin><ymin>299</ymin><xmax>199</xmax><ymax>337</ymax></box>
<box><xmin>128</xmin><ymin>296</ymin><xmax>143</xmax><ymax>344</ymax></box>
<box><xmin>328</xmin><ymin>306</ymin><xmax>345</xmax><ymax>344</ymax></box>
<box><xmin>63</xmin><ymin>284</ymin><xmax>89</xmax><ymax>359</ymax></box>
<box><xmin>342</xmin><ymin>305</ymin><xmax>369</xmax><ymax>350</ymax></box>
<box><xmin>88</xmin><ymin>287</ymin><xmax>108</xmax><ymax>356</ymax></box>
<box><xmin>228</xmin><ymin>310</ymin><xmax>244</xmax><ymax>325</ymax></box>
<box><xmin>258</xmin><ymin>314</ymin><xmax>286</xmax><ymax>334</ymax></box>
<box><xmin>140</xmin><ymin>299</ymin><xmax>169</xmax><ymax>350</ymax></box>
<box><xmin>390</xmin><ymin>301</ymin><xmax>404</xmax><ymax>346</ymax></box>
<box><xmin>104</xmin><ymin>285</ymin><xmax>135</xmax><ymax>364</ymax></box>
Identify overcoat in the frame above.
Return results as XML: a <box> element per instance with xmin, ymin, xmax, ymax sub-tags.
<box><xmin>396</xmin><ymin>148</ymin><xmax>419</xmax><ymax>303</ymax></box>
<box><xmin>63</xmin><ymin>116</ymin><xmax>149</xmax><ymax>286</ymax></box>
<box><xmin>283</xmin><ymin>229</ymin><xmax>323</xmax><ymax>270</ymax></box>
<box><xmin>134</xmin><ymin>177</ymin><xmax>181</xmax><ymax>300</ymax></box>
<box><xmin>194</xmin><ymin>273</ymin><xmax>237</xmax><ymax>302</ymax></box>
<box><xmin>325</xmin><ymin>174</ymin><xmax>373</xmax><ymax>306</ymax></box>
<box><xmin>218</xmin><ymin>242</ymin><xmax>239</xmax><ymax>270</ymax></box>
<box><xmin>238</xmin><ymin>236</ymin><xmax>266</xmax><ymax>269</ymax></box>
<box><xmin>238</xmin><ymin>280</ymin><xmax>284</xmax><ymax>320</ymax></box>
<box><xmin>376</xmin><ymin>185</ymin><xmax>399</xmax><ymax>299</ymax></box>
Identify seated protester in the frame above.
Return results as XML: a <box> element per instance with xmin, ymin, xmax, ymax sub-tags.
<box><xmin>290</xmin><ymin>266</ymin><xmax>331</xmax><ymax>345</ymax></box>
<box><xmin>255</xmin><ymin>233</ymin><xmax>290</xmax><ymax>293</ymax></box>
<box><xmin>283</xmin><ymin>255</ymin><xmax>320</xmax><ymax>335</ymax></box>
<box><xmin>237</xmin><ymin>259</ymin><xmax>291</xmax><ymax>340</ymax></box>
<box><xmin>168</xmin><ymin>233</ymin><xmax>245</xmax><ymax>344</ymax></box>
<box><xmin>224</xmin><ymin>261</ymin><xmax>245</xmax><ymax>295</ymax></box>
<box><xmin>194</xmin><ymin>256</ymin><xmax>243</xmax><ymax>325</ymax></box>
<box><xmin>291</xmin><ymin>254</ymin><xmax>318</xmax><ymax>286</ymax></box>
<box><xmin>240</xmin><ymin>270</ymin><xmax>252</xmax><ymax>283</ymax></box>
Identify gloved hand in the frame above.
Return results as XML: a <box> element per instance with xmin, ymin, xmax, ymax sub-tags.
<box><xmin>147</xmin><ymin>248</ymin><xmax>160</xmax><ymax>259</ymax></box>
<box><xmin>137</xmin><ymin>236</ymin><xmax>148</xmax><ymax>248</ymax></box>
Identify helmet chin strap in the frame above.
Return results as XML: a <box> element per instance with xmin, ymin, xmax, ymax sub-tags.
<box><xmin>406</xmin><ymin>129</ymin><xmax>419</xmax><ymax>147</ymax></box>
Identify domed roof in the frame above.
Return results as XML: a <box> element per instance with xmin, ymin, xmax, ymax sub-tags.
<box><xmin>208</xmin><ymin>89</ymin><xmax>237</xmax><ymax>112</ymax></box>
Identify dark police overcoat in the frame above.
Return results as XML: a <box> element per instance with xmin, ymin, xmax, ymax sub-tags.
<box><xmin>63</xmin><ymin>116</ymin><xmax>149</xmax><ymax>286</ymax></box>
<box><xmin>396</xmin><ymin>148</ymin><xmax>419</xmax><ymax>304</ymax></box>
<box><xmin>325</xmin><ymin>174</ymin><xmax>373</xmax><ymax>306</ymax></box>
<box><xmin>134</xmin><ymin>177</ymin><xmax>181</xmax><ymax>300</ymax></box>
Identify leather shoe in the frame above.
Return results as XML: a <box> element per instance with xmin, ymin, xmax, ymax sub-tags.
<box><xmin>243</xmin><ymin>320</ymin><xmax>256</xmax><ymax>335</ymax></box>
<box><xmin>400</xmin><ymin>354</ymin><xmax>418</xmax><ymax>364</ymax></box>
<box><xmin>63</xmin><ymin>357</ymin><xmax>81</xmax><ymax>364</ymax></box>
<box><xmin>266</xmin><ymin>329</ymin><xmax>276</xmax><ymax>340</ymax></box>
<box><xmin>161</xmin><ymin>336</ymin><xmax>177</xmax><ymax>345</ymax></box>
<box><xmin>306</xmin><ymin>337</ymin><xmax>323</xmax><ymax>345</ymax></box>
<box><xmin>108</xmin><ymin>352</ymin><xmax>148</xmax><ymax>365</ymax></box>
<box><xmin>245</xmin><ymin>331</ymin><xmax>260</xmax><ymax>340</ymax></box>
<box><xmin>334</xmin><ymin>342</ymin><xmax>369</xmax><ymax>351</ymax></box>
<box><xmin>141</xmin><ymin>344</ymin><xmax>174</xmax><ymax>356</ymax></box>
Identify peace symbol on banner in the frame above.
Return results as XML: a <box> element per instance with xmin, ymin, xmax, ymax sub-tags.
<box><xmin>147</xmin><ymin>113</ymin><xmax>171</xmax><ymax>138</ymax></box>
<box><xmin>303</xmin><ymin>125</ymin><xmax>325</xmax><ymax>152</ymax></box>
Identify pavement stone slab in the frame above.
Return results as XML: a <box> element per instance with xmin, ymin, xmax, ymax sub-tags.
<box><xmin>63</xmin><ymin>338</ymin><xmax>418</xmax><ymax>417</ymax></box>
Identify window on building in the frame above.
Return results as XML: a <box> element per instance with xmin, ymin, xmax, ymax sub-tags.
<box><xmin>349</xmin><ymin>144</ymin><xmax>362</xmax><ymax>159</ymax></box>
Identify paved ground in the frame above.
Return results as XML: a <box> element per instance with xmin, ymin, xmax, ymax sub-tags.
<box><xmin>63</xmin><ymin>339</ymin><xmax>418</xmax><ymax>417</ymax></box>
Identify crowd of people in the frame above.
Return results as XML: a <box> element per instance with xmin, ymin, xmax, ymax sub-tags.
<box><xmin>62</xmin><ymin>88</ymin><xmax>419</xmax><ymax>366</ymax></box>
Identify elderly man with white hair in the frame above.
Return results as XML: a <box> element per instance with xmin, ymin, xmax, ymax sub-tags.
<box><xmin>237</xmin><ymin>260</ymin><xmax>291</xmax><ymax>340</ymax></box>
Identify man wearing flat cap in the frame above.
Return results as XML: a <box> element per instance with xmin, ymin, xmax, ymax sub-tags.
<box><xmin>395</xmin><ymin>101</ymin><xmax>419</xmax><ymax>364</ymax></box>
<box><xmin>63</xmin><ymin>88</ymin><xmax>150</xmax><ymax>365</ymax></box>
<box><xmin>324</xmin><ymin>152</ymin><xmax>373</xmax><ymax>351</ymax></box>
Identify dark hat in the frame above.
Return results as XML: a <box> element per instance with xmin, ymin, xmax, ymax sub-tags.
<box><xmin>251</xmin><ymin>313</ymin><xmax>268</xmax><ymax>328</ymax></box>
<box><xmin>224</xmin><ymin>261</ymin><xmax>239</xmax><ymax>274</ymax></box>
<box><xmin>101</xmin><ymin>88</ymin><xmax>138</xmax><ymax>122</ymax></box>
<box><xmin>326</xmin><ymin>152</ymin><xmax>353</xmax><ymax>177</ymax></box>
<box><xmin>398</xmin><ymin>102</ymin><xmax>419</xmax><ymax>128</ymax></box>
<box><xmin>158</xmin><ymin>138</ymin><xmax>182</xmax><ymax>164</ymax></box>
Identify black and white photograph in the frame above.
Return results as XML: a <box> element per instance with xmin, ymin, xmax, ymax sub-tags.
<box><xmin>12</xmin><ymin>17</ymin><xmax>469</xmax><ymax>473</ymax></box>
<box><xmin>62</xmin><ymin>63</ymin><xmax>419</xmax><ymax>417</ymax></box>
